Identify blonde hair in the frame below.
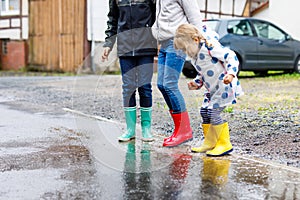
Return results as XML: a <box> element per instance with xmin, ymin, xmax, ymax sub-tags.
<box><xmin>174</xmin><ymin>24</ymin><xmax>210</xmax><ymax>51</ymax></box>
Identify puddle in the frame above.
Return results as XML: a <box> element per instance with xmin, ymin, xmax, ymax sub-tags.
<box><xmin>88</xmin><ymin>120</ymin><xmax>300</xmax><ymax>199</ymax></box>
<box><xmin>0</xmin><ymin>105</ymin><xmax>101</xmax><ymax>199</ymax></box>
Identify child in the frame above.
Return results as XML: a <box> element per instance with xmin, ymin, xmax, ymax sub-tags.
<box><xmin>102</xmin><ymin>0</ymin><xmax>157</xmax><ymax>142</ymax></box>
<box><xmin>174</xmin><ymin>24</ymin><xmax>243</xmax><ymax>156</ymax></box>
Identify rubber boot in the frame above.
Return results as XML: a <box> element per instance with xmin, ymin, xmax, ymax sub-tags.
<box><xmin>140</xmin><ymin>107</ymin><xmax>154</xmax><ymax>142</ymax></box>
<box><xmin>118</xmin><ymin>107</ymin><xmax>136</xmax><ymax>142</ymax></box>
<box><xmin>164</xmin><ymin>110</ymin><xmax>176</xmax><ymax>142</ymax></box>
<box><xmin>206</xmin><ymin>122</ymin><xmax>233</xmax><ymax>156</ymax></box>
<box><xmin>163</xmin><ymin>111</ymin><xmax>193</xmax><ymax>147</ymax></box>
<box><xmin>191</xmin><ymin>124</ymin><xmax>216</xmax><ymax>153</ymax></box>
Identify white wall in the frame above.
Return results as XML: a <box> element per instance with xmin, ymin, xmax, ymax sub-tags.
<box><xmin>253</xmin><ymin>0</ymin><xmax>300</xmax><ymax>40</ymax></box>
<box><xmin>87</xmin><ymin>0</ymin><xmax>109</xmax><ymax>42</ymax></box>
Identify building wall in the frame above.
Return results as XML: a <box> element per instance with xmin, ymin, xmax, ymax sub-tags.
<box><xmin>0</xmin><ymin>0</ymin><xmax>29</xmax><ymax>70</ymax></box>
<box><xmin>87</xmin><ymin>0</ymin><xmax>109</xmax><ymax>42</ymax></box>
<box><xmin>0</xmin><ymin>40</ymin><xmax>27</xmax><ymax>70</ymax></box>
<box><xmin>253</xmin><ymin>0</ymin><xmax>300</xmax><ymax>40</ymax></box>
<box><xmin>0</xmin><ymin>0</ymin><xmax>29</xmax><ymax>40</ymax></box>
<box><xmin>198</xmin><ymin>0</ymin><xmax>247</xmax><ymax>19</ymax></box>
<box><xmin>28</xmin><ymin>0</ymin><xmax>85</xmax><ymax>72</ymax></box>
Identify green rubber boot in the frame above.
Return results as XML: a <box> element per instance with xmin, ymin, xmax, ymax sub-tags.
<box><xmin>118</xmin><ymin>107</ymin><xmax>136</xmax><ymax>142</ymax></box>
<box><xmin>140</xmin><ymin>107</ymin><xmax>154</xmax><ymax>142</ymax></box>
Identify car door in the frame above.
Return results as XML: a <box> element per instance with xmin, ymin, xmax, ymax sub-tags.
<box><xmin>251</xmin><ymin>19</ymin><xmax>294</xmax><ymax>69</ymax></box>
<box><xmin>219</xmin><ymin>19</ymin><xmax>259</xmax><ymax>70</ymax></box>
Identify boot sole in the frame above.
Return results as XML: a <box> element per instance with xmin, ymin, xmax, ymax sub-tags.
<box><xmin>191</xmin><ymin>147</ymin><xmax>213</xmax><ymax>153</ymax></box>
<box><xmin>206</xmin><ymin>148</ymin><xmax>233</xmax><ymax>157</ymax></box>
<box><xmin>163</xmin><ymin>137</ymin><xmax>193</xmax><ymax>147</ymax></box>
<box><xmin>142</xmin><ymin>138</ymin><xmax>155</xmax><ymax>142</ymax></box>
<box><xmin>118</xmin><ymin>137</ymin><xmax>135</xmax><ymax>142</ymax></box>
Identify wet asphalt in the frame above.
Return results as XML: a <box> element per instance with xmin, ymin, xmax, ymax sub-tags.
<box><xmin>0</xmin><ymin>75</ymin><xmax>299</xmax><ymax>200</ymax></box>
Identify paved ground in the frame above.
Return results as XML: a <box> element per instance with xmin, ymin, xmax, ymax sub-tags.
<box><xmin>0</xmin><ymin>75</ymin><xmax>299</xmax><ymax>199</ymax></box>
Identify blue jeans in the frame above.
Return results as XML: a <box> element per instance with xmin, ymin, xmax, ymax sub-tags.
<box><xmin>119</xmin><ymin>56</ymin><xmax>154</xmax><ymax>108</ymax></box>
<box><xmin>157</xmin><ymin>39</ymin><xmax>186</xmax><ymax>114</ymax></box>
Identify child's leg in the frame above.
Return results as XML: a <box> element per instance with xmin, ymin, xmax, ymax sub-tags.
<box><xmin>191</xmin><ymin>108</ymin><xmax>214</xmax><ymax>153</ymax></box>
<box><xmin>199</xmin><ymin>107</ymin><xmax>211</xmax><ymax>137</ymax></box>
<box><xmin>207</xmin><ymin>107</ymin><xmax>225</xmax><ymax>125</ymax></box>
<box><xmin>200</xmin><ymin>107</ymin><xmax>210</xmax><ymax>124</ymax></box>
<box><xmin>207</xmin><ymin>107</ymin><xmax>233</xmax><ymax>156</ymax></box>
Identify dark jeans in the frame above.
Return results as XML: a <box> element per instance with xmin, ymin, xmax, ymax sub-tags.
<box><xmin>119</xmin><ymin>56</ymin><xmax>154</xmax><ymax>108</ymax></box>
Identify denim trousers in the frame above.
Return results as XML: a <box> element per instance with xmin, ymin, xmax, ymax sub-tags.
<box><xmin>119</xmin><ymin>56</ymin><xmax>154</xmax><ymax>108</ymax></box>
<box><xmin>157</xmin><ymin>39</ymin><xmax>187</xmax><ymax>114</ymax></box>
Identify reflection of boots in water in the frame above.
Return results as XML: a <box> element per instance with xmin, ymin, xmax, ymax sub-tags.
<box><xmin>123</xmin><ymin>141</ymin><xmax>137</xmax><ymax>200</ymax></box>
<box><xmin>202</xmin><ymin>156</ymin><xmax>231</xmax><ymax>185</ymax></box>
<box><xmin>139</xmin><ymin>142</ymin><xmax>153</xmax><ymax>199</ymax></box>
<box><xmin>171</xmin><ymin>154</ymin><xmax>192</xmax><ymax>180</ymax></box>
<box><xmin>140</xmin><ymin>142</ymin><xmax>151</xmax><ymax>172</ymax></box>
<box><xmin>124</xmin><ymin>141</ymin><xmax>136</xmax><ymax>173</ymax></box>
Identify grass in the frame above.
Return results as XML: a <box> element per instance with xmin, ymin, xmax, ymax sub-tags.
<box><xmin>0</xmin><ymin>69</ymin><xmax>76</xmax><ymax>77</ymax></box>
<box><xmin>233</xmin><ymin>71</ymin><xmax>300</xmax><ymax>116</ymax></box>
<box><xmin>239</xmin><ymin>71</ymin><xmax>300</xmax><ymax>80</ymax></box>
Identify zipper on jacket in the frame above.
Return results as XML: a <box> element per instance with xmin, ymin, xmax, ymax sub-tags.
<box><xmin>129</xmin><ymin>0</ymin><xmax>135</xmax><ymax>56</ymax></box>
<box><xmin>157</xmin><ymin>0</ymin><xmax>161</xmax><ymax>44</ymax></box>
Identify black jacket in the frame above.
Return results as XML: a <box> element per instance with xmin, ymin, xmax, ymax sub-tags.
<box><xmin>103</xmin><ymin>0</ymin><xmax>157</xmax><ymax>57</ymax></box>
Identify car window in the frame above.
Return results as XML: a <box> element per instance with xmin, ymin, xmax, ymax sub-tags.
<box><xmin>227</xmin><ymin>20</ymin><xmax>253</xmax><ymax>36</ymax></box>
<box><xmin>252</xmin><ymin>21</ymin><xmax>286</xmax><ymax>41</ymax></box>
<box><xmin>203</xmin><ymin>20</ymin><xmax>219</xmax><ymax>32</ymax></box>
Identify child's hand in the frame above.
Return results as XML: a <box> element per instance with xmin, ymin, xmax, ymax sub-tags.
<box><xmin>223</xmin><ymin>74</ymin><xmax>234</xmax><ymax>84</ymax></box>
<box><xmin>187</xmin><ymin>81</ymin><xmax>200</xmax><ymax>90</ymax></box>
<box><xmin>101</xmin><ymin>47</ymin><xmax>111</xmax><ymax>62</ymax></box>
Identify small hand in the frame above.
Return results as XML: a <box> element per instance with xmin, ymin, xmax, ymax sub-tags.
<box><xmin>187</xmin><ymin>81</ymin><xmax>200</xmax><ymax>90</ymax></box>
<box><xmin>223</xmin><ymin>74</ymin><xmax>234</xmax><ymax>84</ymax></box>
<box><xmin>101</xmin><ymin>47</ymin><xmax>111</xmax><ymax>62</ymax></box>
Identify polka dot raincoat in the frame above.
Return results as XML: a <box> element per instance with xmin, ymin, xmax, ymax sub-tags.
<box><xmin>191</xmin><ymin>36</ymin><xmax>244</xmax><ymax>109</ymax></box>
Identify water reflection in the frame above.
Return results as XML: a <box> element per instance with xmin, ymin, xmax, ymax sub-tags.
<box><xmin>202</xmin><ymin>156</ymin><xmax>231</xmax><ymax>186</ymax></box>
<box><xmin>171</xmin><ymin>154</ymin><xmax>192</xmax><ymax>186</ymax></box>
<box><xmin>160</xmin><ymin>153</ymin><xmax>192</xmax><ymax>199</ymax></box>
<box><xmin>122</xmin><ymin>141</ymin><xmax>153</xmax><ymax>199</ymax></box>
<box><xmin>120</xmin><ymin>144</ymin><xmax>300</xmax><ymax>199</ymax></box>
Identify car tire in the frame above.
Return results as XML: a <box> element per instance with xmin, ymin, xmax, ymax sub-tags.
<box><xmin>182</xmin><ymin>61</ymin><xmax>197</xmax><ymax>78</ymax></box>
<box><xmin>294</xmin><ymin>56</ymin><xmax>300</xmax><ymax>73</ymax></box>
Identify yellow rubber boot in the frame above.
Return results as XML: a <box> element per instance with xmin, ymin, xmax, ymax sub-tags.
<box><xmin>206</xmin><ymin>122</ymin><xmax>233</xmax><ymax>156</ymax></box>
<box><xmin>191</xmin><ymin>124</ymin><xmax>216</xmax><ymax>153</ymax></box>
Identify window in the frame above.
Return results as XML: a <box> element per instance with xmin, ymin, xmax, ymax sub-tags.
<box><xmin>2</xmin><ymin>40</ymin><xmax>8</xmax><ymax>55</ymax></box>
<box><xmin>253</xmin><ymin>21</ymin><xmax>286</xmax><ymax>41</ymax></box>
<box><xmin>227</xmin><ymin>20</ymin><xmax>254</xmax><ymax>36</ymax></box>
<box><xmin>1</xmin><ymin>0</ymin><xmax>20</xmax><ymax>15</ymax></box>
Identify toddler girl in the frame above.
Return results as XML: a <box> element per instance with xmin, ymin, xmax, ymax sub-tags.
<box><xmin>174</xmin><ymin>24</ymin><xmax>243</xmax><ymax>156</ymax></box>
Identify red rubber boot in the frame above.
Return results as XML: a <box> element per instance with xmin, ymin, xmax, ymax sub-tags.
<box><xmin>163</xmin><ymin>111</ymin><xmax>193</xmax><ymax>147</ymax></box>
<box><xmin>164</xmin><ymin>110</ymin><xmax>178</xmax><ymax>142</ymax></box>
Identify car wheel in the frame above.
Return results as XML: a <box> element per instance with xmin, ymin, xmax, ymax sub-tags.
<box><xmin>182</xmin><ymin>61</ymin><xmax>197</xmax><ymax>78</ymax></box>
<box><xmin>235</xmin><ymin>53</ymin><xmax>242</xmax><ymax>76</ymax></box>
<box><xmin>294</xmin><ymin>56</ymin><xmax>300</xmax><ymax>73</ymax></box>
